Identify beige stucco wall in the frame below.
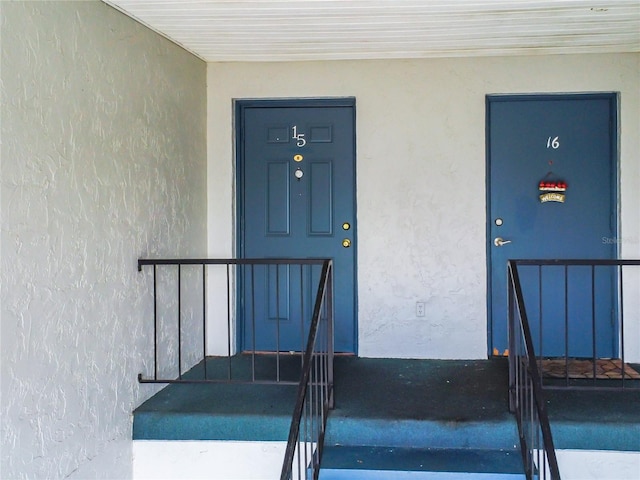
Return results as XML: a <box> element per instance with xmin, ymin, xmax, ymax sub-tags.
<box><xmin>207</xmin><ymin>53</ymin><xmax>640</xmax><ymax>360</ymax></box>
<box><xmin>1</xmin><ymin>2</ymin><xmax>207</xmax><ymax>478</ymax></box>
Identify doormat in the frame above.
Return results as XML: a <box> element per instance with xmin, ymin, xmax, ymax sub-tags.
<box><xmin>541</xmin><ymin>358</ymin><xmax>640</xmax><ymax>380</ymax></box>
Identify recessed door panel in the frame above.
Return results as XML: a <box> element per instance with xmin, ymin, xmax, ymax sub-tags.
<box><xmin>309</xmin><ymin>162</ymin><xmax>333</xmax><ymax>235</ymax></box>
<box><xmin>266</xmin><ymin>162</ymin><xmax>290</xmax><ymax>235</ymax></box>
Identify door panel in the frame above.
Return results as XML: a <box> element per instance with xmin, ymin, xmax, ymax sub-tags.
<box><xmin>266</xmin><ymin>162</ymin><xmax>290</xmax><ymax>234</ymax></box>
<box><xmin>487</xmin><ymin>94</ymin><xmax>617</xmax><ymax>358</ymax></box>
<box><xmin>238</xmin><ymin>101</ymin><xmax>357</xmax><ymax>353</ymax></box>
<box><xmin>309</xmin><ymin>162</ymin><xmax>333</xmax><ymax>235</ymax></box>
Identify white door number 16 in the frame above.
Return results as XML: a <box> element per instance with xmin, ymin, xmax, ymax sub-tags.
<box><xmin>546</xmin><ymin>136</ymin><xmax>560</xmax><ymax>149</ymax></box>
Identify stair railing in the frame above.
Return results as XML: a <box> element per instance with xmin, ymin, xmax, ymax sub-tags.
<box><xmin>280</xmin><ymin>260</ymin><xmax>334</xmax><ymax>480</ymax></box>
<box><xmin>509</xmin><ymin>259</ymin><xmax>640</xmax><ymax>392</ymax></box>
<box><xmin>137</xmin><ymin>258</ymin><xmax>330</xmax><ymax>385</ymax></box>
<box><xmin>508</xmin><ymin>260</ymin><xmax>561</xmax><ymax>480</ymax></box>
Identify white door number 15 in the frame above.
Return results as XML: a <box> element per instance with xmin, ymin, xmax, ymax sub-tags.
<box><xmin>292</xmin><ymin>126</ymin><xmax>306</xmax><ymax>147</ymax></box>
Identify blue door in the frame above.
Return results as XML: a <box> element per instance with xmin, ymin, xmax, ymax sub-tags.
<box><xmin>487</xmin><ymin>94</ymin><xmax>617</xmax><ymax>358</ymax></box>
<box><xmin>237</xmin><ymin>99</ymin><xmax>357</xmax><ymax>353</ymax></box>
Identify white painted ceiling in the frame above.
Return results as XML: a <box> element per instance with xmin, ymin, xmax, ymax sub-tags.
<box><xmin>104</xmin><ymin>1</ymin><xmax>640</xmax><ymax>62</ymax></box>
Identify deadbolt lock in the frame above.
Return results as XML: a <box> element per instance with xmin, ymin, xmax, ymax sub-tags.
<box><xmin>342</xmin><ymin>222</ymin><xmax>351</xmax><ymax>231</ymax></box>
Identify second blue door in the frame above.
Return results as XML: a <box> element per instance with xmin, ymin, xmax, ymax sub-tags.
<box><xmin>238</xmin><ymin>100</ymin><xmax>357</xmax><ymax>353</ymax></box>
<box><xmin>488</xmin><ymin>94</ymin><xmax>618</xmax><ymax>358</ymax></box>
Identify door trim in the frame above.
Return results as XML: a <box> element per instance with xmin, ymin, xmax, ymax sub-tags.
<box><xmin>485</xmin><ymin>92</ymin><xmax>619</xmax><ymax>357</ymax></box>
<box><xmin>234</xmin><ymin>97</ymin><xmax>358</xmax><ymax>352</ymax></box>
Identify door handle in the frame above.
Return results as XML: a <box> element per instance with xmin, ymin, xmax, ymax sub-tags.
<box><xmin>494</xmin><ymin>237</ymin><xmax>512</xmax><ymax>247</ymax></box>
<box><xmin>342</xmin><ymin>238</ymin><xmax>352</xmax><ymax>248</ymax></box>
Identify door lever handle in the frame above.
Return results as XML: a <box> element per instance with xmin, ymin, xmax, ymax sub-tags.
<box><xmin>494</xmin><ymin>237</ymin><xmax>512</xmax><ymax>247</ymax></box>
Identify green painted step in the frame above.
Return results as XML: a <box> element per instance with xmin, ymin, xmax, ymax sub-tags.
<box><xmin>319</xmin><ymin>446</ymin><xmax>525</xmax><ymax>479</ymax></box>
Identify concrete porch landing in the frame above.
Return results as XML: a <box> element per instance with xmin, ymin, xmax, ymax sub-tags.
<box><xmin>133</xmin><ymin>356</ymin><xmax>640</xmax><ymax>451</ymax></box>
<box><xmin>133</xmin><ymin>357</ymin><xmax>516</xmax><ymax>443</ymax></box>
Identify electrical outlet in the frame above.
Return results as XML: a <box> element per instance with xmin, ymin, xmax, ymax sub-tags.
<box><xmin>416</xmin><ymin>302</ymin><xmax>425</xmax><ymax>317</ymax></box>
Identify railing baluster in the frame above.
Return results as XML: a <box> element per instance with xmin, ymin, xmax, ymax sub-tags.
<box><xmin>619</xmin><ymin>264</ymin><xmax>625</xmax><ymax>386</ymax></box>
<box><xmin>564</xmin><ymin>265</ymin><xmax>569</xmax><ymax>386</ymax></box>
<box><xmin>591</xmin><ymin>265</ymin><xmax>597</xmax><ymax>384</ymax></box>
<box><xmin>276</xmin><ymin>263</ymin><xmax>281</xmax><ymax>382</ymax></box>
<box><xmin>153</xmin><ymin>264</ymin><xmax>158</xmax><ymax>381</ymax></box>
<box><xmin>226</xmin><ymin>263</ymin><xmax>232</xmax><ymax>381</ymax></box>
<box><xmin>300</xmin><ymin>264</ymin><xmax>305</xmax><ymax>369</ymax></box>
<box><xmin>538</xmin><ymin>265</ymin><xmax>543</xmax><ymax>380</ymax></box>
<box><xmin>203</xmin><ymin>264</ymin><xmax>207</xmax><ymax>380</ymax></box>
<box><xmin>178</xmin><ymin>264</ymin><xmax>182</xmax><ymax>380</ymax></box>
<box><xmin>327</xmin><ymin>264</ymin><xmax>334</xmax><ymax>408</ymax></box>
<box><xmin>529</xmin><ymin>375</ymin><xmax>533</xmax><ymax>475</ymax></box>
<box><xmin>302</xmin><ymin>397</ymin><xmax>308</xmax><ymax>479</ymax></box>
<box><xmin>536</xmin><ymin>421</ymin><xmax>542</xmax><ymax>480</ymax></box>
<box><xmin>251</xmin><ymin>263</ymin><xmax>256</xmax><ymax>382</ymax></box>
<box><xmin>508</xmin><ymin>273</ymin><xmax>516</xmax><ymax>413</ymax></box>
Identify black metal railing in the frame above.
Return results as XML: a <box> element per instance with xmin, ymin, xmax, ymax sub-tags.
<box><xmin>137</xmin><ymin>258</ymin><xmax>333</xmax><ymax>385</ymax></box>
<box><xmin>508</xmin><ymin>261</ymin><xmax>561</xmax><ymax>480</ymax></box>
<box><xmin>280</xmin><ymin>260</ymin><xmax>334</xmax><ymax>480</ymax></box>
<box><xmin>510</xmin><ymin>259</ymin><xmax>640</xmax><ymax>392</ymax></box>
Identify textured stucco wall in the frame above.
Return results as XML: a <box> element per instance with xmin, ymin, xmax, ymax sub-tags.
<box><xmin>207</xmin><ymin>53</ymin><xmax>640</xmax><ymax>360</ymax></box>
<box><xmin>1</xmin><ymin>2</ymin><xmax>207</xmax><ymax>479</ymax></box>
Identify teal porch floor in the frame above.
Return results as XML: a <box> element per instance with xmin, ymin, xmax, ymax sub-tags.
<box><xmin>133</xmin><ymin>356</ymin><xmax>640</xmax><ymax>452</ymax></box>
<box><xmin>326</xmin><ymin>357</ymin><xmax>517</xmax><ymax>450</ymax></box>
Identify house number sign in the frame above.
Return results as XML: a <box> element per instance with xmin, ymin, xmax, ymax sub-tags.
<box><xmin>292</xmin><ymin>126</ymin><xmax>306</xmax><ymax>147</ymax></box>
<box><xmin>546</xmin><ymin>136</ymin><xmax>560</xmax><ymax>149</ymax></box>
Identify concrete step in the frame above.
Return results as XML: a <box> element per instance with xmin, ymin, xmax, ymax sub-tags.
<box><xmin>319</xmin><ymin>446</ymin><xmax>525</xmax><ymax>479</ymax></box>
<box><xmin>324</xmin><ymin>417</ymin><xmax>520</xmax><ymax>451</ymax></box>
<box><xmin>325</xmin><ymin>357</ymin><xmax>520</xmax><ymax>451</ymax></box>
